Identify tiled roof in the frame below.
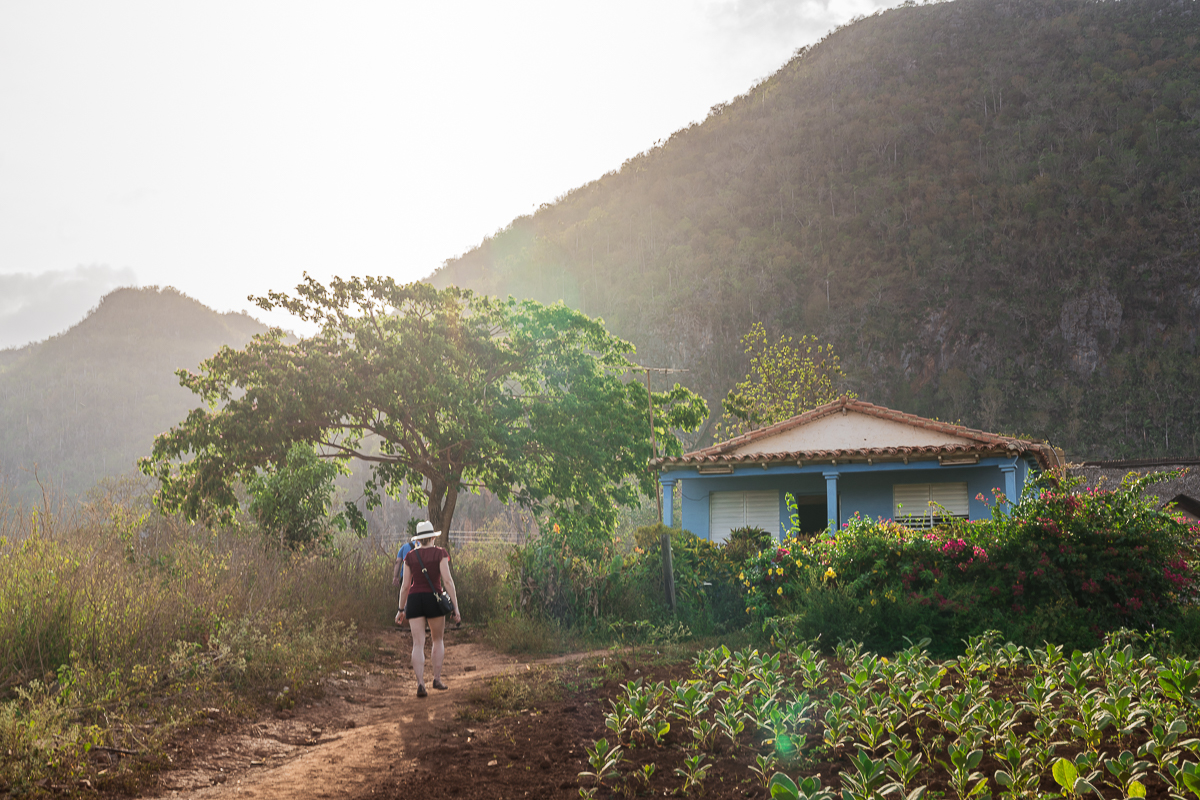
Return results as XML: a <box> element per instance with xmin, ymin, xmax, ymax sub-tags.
<box><xmin>653</xmin><ymin>396</ymin><xmax>1062</xmax><ymax>471</ymax></box>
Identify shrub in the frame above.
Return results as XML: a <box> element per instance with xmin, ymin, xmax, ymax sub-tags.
<box><xmin>507</xmin><ymin>521</ymin><xmax>745</xmax><ymax>638</ymax></box>
<box><xmin>449</xmin><ymin>541</ymin><xmax>510</xmax><ymax>625</ymax></box>
<box><xmin>722</xmin><ymin>525</ymin><xmax>774</xmax><ymax>564</ymax></box>
<box><xmin>739</xmin><ymin>474</ymin><xmax>1200</xmax><ymax>652</ymax></box>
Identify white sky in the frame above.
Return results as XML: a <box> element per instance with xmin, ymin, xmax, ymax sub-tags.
<box><xmin>0</xmin><ymin>0</ymin><xmax>897</xmax><ymax>349</ymax></box>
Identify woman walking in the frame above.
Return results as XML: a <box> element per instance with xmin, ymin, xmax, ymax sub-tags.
<box><xmin>394</xmin><ymin>521</ymin><xmax>461</xmax><ymax>697</ymax></box>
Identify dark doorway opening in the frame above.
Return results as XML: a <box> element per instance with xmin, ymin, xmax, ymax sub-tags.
<box><xmin>792</xmin><ymin>494</ymin><xmax>828</xmax><ymax>536</ymax></box>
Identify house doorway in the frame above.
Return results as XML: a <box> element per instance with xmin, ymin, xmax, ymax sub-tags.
<box><xmin>792</xmin><ymin>494</ymin><xmax>828</xmax><ymax>536</ymax></box>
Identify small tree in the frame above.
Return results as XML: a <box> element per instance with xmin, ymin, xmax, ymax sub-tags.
<box><xmin>713</xmin><ymin>323</ymin><xmax>852</xmax><ymax>440</ymax></box>
<box><xmin>247</xmin><ymin>442</ymin><xmax>349</xmax><ymax>549</ymax></box>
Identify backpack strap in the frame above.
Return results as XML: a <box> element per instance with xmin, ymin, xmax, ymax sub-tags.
<box><xmin>411</xmin><ymin>546</ymin><xmax>440</xmax><ymax>593</ymax></box>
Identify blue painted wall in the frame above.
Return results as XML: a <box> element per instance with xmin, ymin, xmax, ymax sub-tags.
<box><xmin>669</xmin><ymin>456</ymin><xmax>1041</xmax><ymax>541</ymax></box>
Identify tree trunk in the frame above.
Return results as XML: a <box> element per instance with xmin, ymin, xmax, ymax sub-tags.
<box><xmin>426</xmin><ymin>474</ymin><xmax>460</xmax><ymax>550</ymax></box>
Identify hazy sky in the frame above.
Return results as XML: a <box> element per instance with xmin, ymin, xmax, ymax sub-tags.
<box><xmin>0</xmin><ymin>0</ymin><xmax>898</xmax><ymax>349</ymax></box>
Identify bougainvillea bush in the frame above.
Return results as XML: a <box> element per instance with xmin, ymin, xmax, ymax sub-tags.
<box><xmin>741</xmin><ymin>472</ymin><xmax>1200</xmax><ymax>654</ymax></box>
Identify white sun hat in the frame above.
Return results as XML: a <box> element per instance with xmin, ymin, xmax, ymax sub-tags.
<box><xmin>411</xmin><ymin>520</ymin><xmax>441</xmax><ymax>540</ymax></box>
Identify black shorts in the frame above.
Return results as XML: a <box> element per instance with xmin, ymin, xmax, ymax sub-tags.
<box><xmin>405</xmin><ymin>592</ymin><xmax>447</xmax><ymax>619</ymax></box>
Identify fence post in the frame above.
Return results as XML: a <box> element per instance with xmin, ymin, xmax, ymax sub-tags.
<box><xmin>661</xmin><ymin>532</ymin><xmax>676</xmax><ymax>612</ymax></box>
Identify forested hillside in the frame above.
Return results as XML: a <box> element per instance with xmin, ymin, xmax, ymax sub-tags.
<box><xmin>433</xmin><ymin>0</ymin><xmax>1200</xmax><ymax>459</ymax></box>
<box><xmin>0</xmin><ymin>287</ymin><xmax>266</xmax><ymax>503</ymax></box>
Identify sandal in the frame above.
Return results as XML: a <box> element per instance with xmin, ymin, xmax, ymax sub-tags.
<box><xmin>416</xmin><ymin>684</ymin><xmax>428</xmax><ymax>698</ymax></box>
<box><xmin>432</xmin><ymin>679</ymin><xmax>448</xmax><ymax>691</ymax></box>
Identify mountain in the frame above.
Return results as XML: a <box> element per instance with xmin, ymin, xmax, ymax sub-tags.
<box><xmin>432</xmin><ymin>0</ymin><xmax>1200</xmax><ymax>460</ymax></box>
<box><xmin>0</xmin><ymin>287</ymin><xmax>268</xmax><ymax>504</ymax></box>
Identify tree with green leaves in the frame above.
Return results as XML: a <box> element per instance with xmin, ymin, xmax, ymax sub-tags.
<box><xmin>247</xmin><ymin>441</ymin><xmax>350</xmax><ymax>549</ymax></box>
<box><xmin>712</xmin><ymin>323</ymin><xmax>852</xmax><ymax>440</ymax></box>
<box><xmin>139</xmin><ymin>277</ymin><xmax>707</xmax><ymax>544</ymax></box>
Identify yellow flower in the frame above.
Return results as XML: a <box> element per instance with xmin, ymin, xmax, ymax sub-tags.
<box><xmin>880</xmin><ymin>657</ymin><xmax>889</xmax><ymax>665</ymax></box>
<box><xmin>777</xmin><ymin>587</ymin><xmax>784</xmax><ymax>595</ymax></box>
<box><xmin>739</xmin><ymin>572</ymin><xmax>745</xmax><ymax>580</ymax></box>
<box><xmin>823</xmin><ymin>567</ymin><xmax>837</xmax><ymax>581</ymax></box>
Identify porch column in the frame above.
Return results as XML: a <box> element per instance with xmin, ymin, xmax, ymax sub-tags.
<box><xmin>1000</xmin><ymin>461</ymin><xmax>1018</xmax><ymax>510</ymax></box>
<box><xmin>660</xmin><ymin>477</ymin><xmax>678</xmax><ymax>527</ymax></box>
<box><xmin>823</xmin><ymin>470</ymin><xmax>840</xmax><ymax>532</ymax></box>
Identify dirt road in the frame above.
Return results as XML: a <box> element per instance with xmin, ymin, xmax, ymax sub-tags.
<box><xmin>143</xmin><ymin>628</ymin><xmax>596</xmax><ymax>800</ymax></box>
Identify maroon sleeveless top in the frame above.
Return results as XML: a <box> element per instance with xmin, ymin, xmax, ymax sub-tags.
<box><xmin>404</xmin><ymin>546</ymin><xmax>447</xmax><ymax>594</ymax></box>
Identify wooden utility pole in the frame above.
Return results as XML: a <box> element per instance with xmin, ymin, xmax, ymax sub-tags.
<box><xmin>630</xmin><ymin>365</ymin><xmax>689</xmax><ymax>521</ymax></box>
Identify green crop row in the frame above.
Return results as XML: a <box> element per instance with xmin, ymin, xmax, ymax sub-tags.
<box><xmin>580</xmin><ymin>630</ymin><xmax>1200</xmax><ymax>799</ymax></box>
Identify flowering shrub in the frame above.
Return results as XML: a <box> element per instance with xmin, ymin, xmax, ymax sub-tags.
<box><xmin>738</xmin><ymin>473</ymin><xmax>1200</xmax><ymax>649</ymax></box>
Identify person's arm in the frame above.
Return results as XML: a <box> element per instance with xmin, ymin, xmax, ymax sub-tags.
<box><xmin>395</xmin><ymin>562</ymin><xmax>412</xmax><ymax>625</ymax></box>
<box><xmin>439</xmin><ymin>557</ymin><xmax>461</xmax><ymax>624</ymax></box>
<box><xmin>392</xmin><ymin>555</ymin><xmax>403</xmax><ymax>586</ymax></box>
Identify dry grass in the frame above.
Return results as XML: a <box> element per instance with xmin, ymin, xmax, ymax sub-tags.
<box><xmin>0</xmin><ymin>477</ymin><xmax>392</xmax><ymax>792</ymax></box>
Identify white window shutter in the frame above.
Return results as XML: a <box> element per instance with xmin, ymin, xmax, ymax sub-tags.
<box><xmin>744</xmin><ymin>491</ymin><xmax>781</xmax><ymax>537</ymax></box>
<box><xmin>894</xmin><ymin>483</ymin><xmax>968</xmax><ymax>528</ymax></box>
<box><xmin>709</xmin><ymin>492</ymin><xmax>744</xmax><ymax>543</ymax></box>
<box><xmin>709</xmin><ymin>490</ymin><xmax>780</xmax><ymax>543</ymax></box>
<box><xmin>930</xmin><ymin>483</ymin><xmax>969</xmax><ymax>518</ymax></box>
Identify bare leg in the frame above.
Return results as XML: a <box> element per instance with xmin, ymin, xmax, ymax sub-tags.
<box><xmin>429</xmin><ymin>615</ymin><xmax>447</xmax><ymax>684</ymax></box>
<box><xmin>408</xmin><ymin>616</ymin><xmax>427</xmax><ymax>689</ymax></box>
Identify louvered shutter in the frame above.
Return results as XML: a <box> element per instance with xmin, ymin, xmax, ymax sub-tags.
<box><xmin>709</xmin><ymin>492</ymin><xmax>745</xmax><ymax>543</ymax></box>
<box><xmin>744</xmin><ymin>491</ymin><xmax>781</xmax><ymax>536</ymax></box>
<box><xmin>709</xmin><ymin>490</ymin><xmax>780</xmax><ymax>543</ymax></box>
<box><xmin>894</xmin><ymin>483</ymin><xmax>968</xmax><ymax>528</ymax></box>
<box><xmin>929</xmin><ymin>483</ymin><xmax>969</xmax><ymax>518</ymax></box>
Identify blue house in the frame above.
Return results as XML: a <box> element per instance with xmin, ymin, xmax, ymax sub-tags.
<box><xmin>651</xmin><ymin>397</ymin><xmax>1064</xmax><ymax>542</ymax></box>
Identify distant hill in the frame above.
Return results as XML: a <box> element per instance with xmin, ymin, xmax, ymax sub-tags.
<box><xmin>433</xmin><ymin>0</ymin><xmax>1200</xmax><ymax>460</ymax></box>
<box><xmin>0</xmin><ymin>287</ymin><xmax>268</xmax><ymax>504</ymax></box>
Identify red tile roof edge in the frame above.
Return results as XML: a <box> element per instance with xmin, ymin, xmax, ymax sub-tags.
<box><xmin>659</xmin><ymin>397</ymin><xmax>1060</xmax><ymax>470</ymax></box>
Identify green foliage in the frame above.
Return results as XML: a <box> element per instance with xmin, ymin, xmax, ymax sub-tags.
<box><xmin>714</xmin><ymin>323</ymin><xmax>851</xmax><ymax>440</ymax></box>
<box><xmin>507</xmin><ymin>521</ymin><xmax>750</xmax><ymax>641</ymax></box>
<box><xmin>449</xmin><ymin>541</ymin><xmax>510</xmax><ymax>626</ymax></box>
<box><xmin>738</xmin><ymin>474</ymin><xmax>1200</xmax><ymax>653</ymax></box>
<box><xmin>140</xmin><ymin>277</ymin><xmax>707</xmax><ymax>541</ymax></box>
<box><xmin>591</xmin><ymin>631</ymin><xmax>1200</xmax><ymax>800</ymax></box>
<box><xmin>723</xmin><ymin>525</ymin><xmax>776</xmax><ymax>565</ymax></box>
<box><xmin>247</xmin><ymin>442</ymin><xmax>350</xmax><ymax>549</ymax></box>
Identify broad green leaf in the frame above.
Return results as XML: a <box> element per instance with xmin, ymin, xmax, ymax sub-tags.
<box><xmin>1053</xmin><ymin>757</ymin><xmax>1079</xmax><ymax>790</ymax></box>
<box><xmin>769</xmin><ymin>773</ymin><xmax>799</xmax><ymax>800</ymax></box>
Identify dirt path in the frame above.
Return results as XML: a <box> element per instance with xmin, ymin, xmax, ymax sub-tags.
<box><xmin>144</xmin><ymin>627</ymin><xmax>594</xmax><ymax>800</ymax></box>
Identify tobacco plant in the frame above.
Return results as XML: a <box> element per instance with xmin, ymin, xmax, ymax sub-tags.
<box><xmin>768</xmin><ymin>772</ymin><xmax>836</xmax><ymax>800</ymax></box>
<box><xmin>673</xmin><ymin>752</ymin><xmax>711</xmax><ymax>795</ymax></box>
<box><xmin>578</xmin><ymin>738</ymin><xmax>624</xmax><ymax>790</ymax></box>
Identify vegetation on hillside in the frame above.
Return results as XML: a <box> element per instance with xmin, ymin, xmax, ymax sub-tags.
<box><xmin>433</xmin><ymin>0</ymin><xmax>1200</xmax><ymax>458</ymax></box>
<box><xmin>0</xmin><ymin>287</ymin><xmax>267</xmax><ymax>504</ymax></box>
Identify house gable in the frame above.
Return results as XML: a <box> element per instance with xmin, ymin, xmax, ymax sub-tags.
<box><xmin>730</xmin><ymin>409</ymin><xmax>977</xmax><ymax>456</ymax></box>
